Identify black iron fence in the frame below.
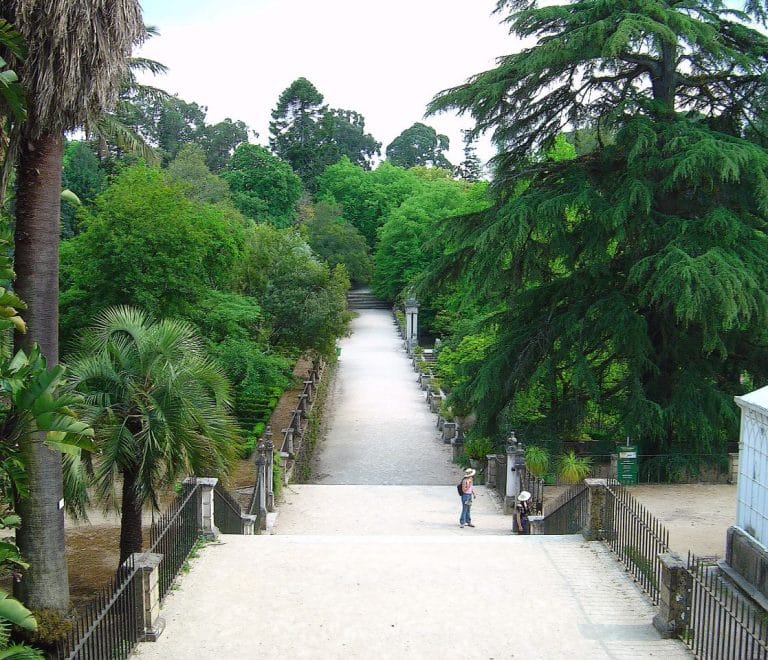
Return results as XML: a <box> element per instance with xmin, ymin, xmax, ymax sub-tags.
<box><xmin>57</xmin><ymin>556</ymin><xmax>141</xmax><ymax>660</ymax></box>
<box><xmin>519</xmin><ymin>467</ymin><xmax>544</xmax><ymax>515</ymax></box>
<box><xmin>214</xmin><ymin>482</ymin><xmax>245</xmax><ymax>534</ymax></box>
<box><xmin>603</xmin><ymin>481</ymin><xmax>669</xmax><ymax>604</ymax></box>
<box><xmin>147</xmin><ymin>481</ymin><xmax>201</xmax><ymax>600</ymax></box>
<box><xmin>535</xmin><ymin>483</ymin><xmax>588</xmax><ymax>535</ymax></box>
<box><xmin>683</xmin><ymin>554</ymin><xmax>768</xmax><ymax>660</ymax></box>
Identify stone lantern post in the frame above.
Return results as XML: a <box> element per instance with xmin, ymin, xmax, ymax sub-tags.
<box><xmin>404</xmin><ymin>297</ymin><xmax>420</xmax><ymax>355</ymax></box>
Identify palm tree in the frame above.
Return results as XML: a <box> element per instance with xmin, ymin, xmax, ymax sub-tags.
<box><xmin>0</xmin><ymin>1</ymin><xmax>144</xmax><ymax>611</ymax></box>
<box><xmin>68</xmin><ymin>306</ymin><xmax>240</xmax><ymax>563</ymax></box>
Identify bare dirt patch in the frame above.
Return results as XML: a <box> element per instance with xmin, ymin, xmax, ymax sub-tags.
<box><xmin>626</xmin><ymin>483</ymin><xmax>737</xmax><ymax>559</ymax></box>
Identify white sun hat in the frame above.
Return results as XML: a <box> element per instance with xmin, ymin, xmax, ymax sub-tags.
<box><xmin>517</xmin><ymin>491</ymin><xmax>531</xmax><ymax>502</ymax></box>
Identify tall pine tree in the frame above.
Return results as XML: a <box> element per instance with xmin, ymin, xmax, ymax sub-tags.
<box><xmin>426</xmin><ymin>0</ymin><xmax>768</xmax><ymax>460</ymax></box>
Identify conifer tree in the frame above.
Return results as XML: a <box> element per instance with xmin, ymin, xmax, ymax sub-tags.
<box><xmin>426</xmin><ymin>0</ymin><xmax>768</xmax><ymax>458</ymax></box>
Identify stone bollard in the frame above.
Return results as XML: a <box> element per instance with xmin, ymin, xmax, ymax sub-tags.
<box><xmin>280</xmin><ymin>451</ymin><xmax>291</xmax><ymax>486</ymax></box>
<box><xmin>183</xmin><ymin>477</ymin><xmax>218</xmax><ymax>539</ymax></box>
<box><xmin>304</xmin><ymin>380</ymin><xmax>315</xmax><ymax>403</ymax></box>
<box><xmin>442</xmin><ymin>422</ymin><xmax>457</xmax><ymax>444</ymax></box>
<box><xmin>241</xmin><ymin>513</ymin><xmax>258</xmax><ymax>535</ymax></box>
<box><xmin>653</xmin><ymin>553</ymin><xmax>692</xmax><ymax>639</ymax></box>
<box><xmin>131</xmin><ymin>552</ymin><xmax>164</xmax><ymax>642</ymax></box>
<box><xmin>583</xmin><ymin>478</ymin><xmax>608</xmax><ymax>541</ymax></box>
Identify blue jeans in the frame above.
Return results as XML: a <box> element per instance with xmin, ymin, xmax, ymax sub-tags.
<box><xmin>460</xmin><ymin>494</ymin><xmax>472</xmax><ymax>524</ymax></box>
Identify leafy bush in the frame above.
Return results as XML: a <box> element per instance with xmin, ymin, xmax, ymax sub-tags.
<box><xmin>558</xmin><ymin>451</ymin><xmax>591</xmax><ymax>484</ymax></box>
<box><xmin>463</xmin><ymin>435</ymin><xmax>494</xmax><ymax>460</ymax></box>
<box><xmin>524</xmin><ymin>446</ymin><xmax>550</xmax><ymax>477</ymax></box>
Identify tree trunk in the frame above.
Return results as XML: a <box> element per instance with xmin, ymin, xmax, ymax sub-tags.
<box><xmin>119</xmin><ymin>467</ymin><xmax>144</xmax><ymax>565</ymax></box>
<box><xmin>12</xmin><ymin>131</ymin><xmax>69</xmax><ymax>612</ymax></box>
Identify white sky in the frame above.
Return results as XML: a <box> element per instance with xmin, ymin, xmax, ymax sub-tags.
<box><xmin>137</xmin><ymin>0</ymin><xmax>518</xmax><ymax>167</ymax></box>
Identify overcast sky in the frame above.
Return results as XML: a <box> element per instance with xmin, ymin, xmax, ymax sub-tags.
<box><xmin>137</xmin><ymin>0</ymin><xmax>518</xmax><ymax>167</ymax></box>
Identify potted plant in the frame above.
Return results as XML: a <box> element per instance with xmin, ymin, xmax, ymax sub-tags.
<box><xmin>558</xmin><ymin>450</ymin><xmax>592</xmax><ymax>484</ymax></box>
<box><xmin>524</xmin><ymin>445</ymin><xmax>550</xmax><ymax>478</ymax></box>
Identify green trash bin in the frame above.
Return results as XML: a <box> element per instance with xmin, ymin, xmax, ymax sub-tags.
<box><xmin>616</xmin><ymin>445</ymin><xmax>638</xmax><ymax>485</ymax></box>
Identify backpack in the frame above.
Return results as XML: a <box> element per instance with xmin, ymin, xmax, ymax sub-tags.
<box><xmin>457</xmin><ymin>479</ymin><xmax>464</xmax><ymax>497</ymax></box>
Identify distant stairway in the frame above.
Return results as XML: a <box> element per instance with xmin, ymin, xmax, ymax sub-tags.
<box><xmin>346</xmin><ymin>288</ymin><xmax>390</xmax><ymax>310</ymax></box>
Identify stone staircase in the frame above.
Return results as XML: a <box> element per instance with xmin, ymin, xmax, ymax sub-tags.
<box><xmin>346</xmin><ymin>288</ymin><xmax>390</xmax><ymax>309</ymax></box>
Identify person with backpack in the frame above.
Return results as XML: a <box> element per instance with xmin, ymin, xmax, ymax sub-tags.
<box><xmin>458</xmin><ymin>468</ymin><xmax>476</xmax><ymax>528</ymax></box>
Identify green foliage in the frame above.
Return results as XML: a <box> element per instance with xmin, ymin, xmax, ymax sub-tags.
<box><xmin>422</xmin><ymin>0</ymin><xmax>768</xmax><ymax>456</ymax></box>
<box><xmin>269</xmin><ymin>78</ymin><xmax>380</xmax><ymax>191</ymax></box>
<box><xmin>166</xmin><ymin>144</ymin><xmax>230</xmax><ymax>204</ymax></box>
<box><xmin>372</xmin><ymin>177</ymin><xmax>490</xmax><ymax>300</ymax></box>
<box><xmin>558</xmin><ymin>451</ymin><xmax>591</xmax><ymax>484</ymax></box>
<box><xmin>68</xmin><ymin>306</ymin><xmax>241</xmax><ymax>560</ymax></box>
<box><xmin>240</xmin><ymin>224</ymin><xmax>351</xmax><ymax>353</ymax></box>
<box><xmin>524</xmin><ymin>446</ymin><xmax>550</xmax><ymax>478</ymax></box>
<box><xmin>273</xmin><ymin>452</ymin><xmax>283</xmax><ymax>501</ymax></box>
<box><xmin>0</xmin><ymin>19</ymin><xmax>26</xmax><ymax>127</ymax></box>
<box><xmin>209</xmin><ymin>336</ymin><xmax>292</xmax><ymax>429</ymax></box>
<box><xmin>60</xmin><ymin>164</ymin><xmax>247</xmax><ymax>342</ymax></box>
<box><xmin>61</xmin><ymin>141</ymin><xmax>107</xmax><ymax>238</ymax></box>
<box><xmin>221</xmin><ymin>143</ymin><xmax>302</xmax><ymax>226</ymax></box>
<box><xmin>386</xmin><ymin>122</ymin><xmax>452</xmax><ymax>169</ymax></box>
<box><xmin>304</xmin><ymin>201</ymin><xmax>373</xmax><ymax>283</ymax></box>
<box><xmin>316</xmin><ymin>159</ymin><xmax>423</xmax><ymax>247</ymax></box>
<box><xmin>463</xmin><ymin>435</ymin><xmax>494</xmax><ymax>460</ymax></box>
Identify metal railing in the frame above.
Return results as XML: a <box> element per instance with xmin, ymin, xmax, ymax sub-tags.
<box><xmin>58</xmin><ymin>556</ymin><xmax>141</xmax><ymax>660</ymax></box>
<box><xmin>519</xmin><ymin>468</ymin><xmax>544</xmax><ymax>515</ymax></box>
<box><xmin>147</xmin><ymin>482</ymin><xmax>201</xmax><ymax>600</ymax></box>
<box><xmin>535</xmin><ymin>483</ymin><xmax>588</xmax><ymax>535</ymax></box>
<box><xmin>214</xmin><ymin>482</ymin><xmax>245</xmax><ymax>534</ymax></box>
<box><xmin>683</xmin><ymin>554</ymin><xmax>768</xmax><ymax>660</ymax></box>
<box><xmin>603</xmin><ymin>481</ymin><xmax>669</xmax><ymax>604</ymax></box>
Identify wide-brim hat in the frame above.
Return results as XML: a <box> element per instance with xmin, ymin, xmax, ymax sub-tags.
<box><xmin>464</xmin><ymin>468</ymin><xmax>476</xmax><ymax>477</ymax></box>
<box><xmin>517</xmin><ymin>491</ymin><xmax>531</xmax><ymax>502</ymax></box>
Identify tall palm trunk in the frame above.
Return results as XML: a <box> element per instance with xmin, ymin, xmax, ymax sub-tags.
<box><xmin>119</xmin><ymin>466</ymin><xmax>144</xmax><ymax>564</ymax></box>
<box><xmin>13</xmin><ymin>130</ymin><xmax>69</xmax><ymax>611</ymax></box>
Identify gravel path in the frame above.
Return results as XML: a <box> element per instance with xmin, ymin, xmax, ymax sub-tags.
<box><xmin>310</xmin><ymin>310</ymin><xmax>461</xmax><ymax>485</ymax></box>
<box><xmin>131</xmin><ymin>309</ymin><xmax>691</xmax><ymax>660</ymax></box>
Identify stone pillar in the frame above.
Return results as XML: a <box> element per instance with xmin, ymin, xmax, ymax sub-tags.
<box><xmin>504</xmin><ymin>434</ymin><xmax>523</xmax><ymax>514</ymax></box>
<box><xmin>266</xmin><ymin>438</ymin><xmax>275</xmax><ymax>512</ymax></box>
<box><xmin>653</xmin><ymin>553</ymin><xmax>692</xmax><ymax>639</ymax></box>
<box><xmin>404</xmin><ymin>297</ymin><xmax>419</xmax><ymax>353</ymax></box>
<box><xmin>183</xmin><ymin>477</ymin><xmax>218</xmax><ymax>539</ymax></box>
<box><xmin>282</xmin><ymin>427</ymin><xmax>295</xmax><ymax>455</ymax></box>
<box><xmin>451</xmin><ymin>426</ymin><xmax>464</xmax><ymax>461</ymax></box>
<box><xmin>304</xmin><ymin>380</ymin><xmax>315</xmax><ymax>403</ymax></box>
<box><xmin>255</xmin><ymin>452</ymin><xmax>267</xmax><ymax>531</ymax></box>
<box><xmin>486</xmin><ymin>455</ymin><xmax>498</xmax><ymax>488</ymax></box>
<box><xmin>442</xmin><ymin>422</ymin><xmax>457</xmax><ymax>444</ymax></box>
<box><xmin>131</xmin><ymin>552</ymin><xmax>164</xmax><ymax>642</ymax></box>
<box><xmin>729</xmin><ymin>452</ymin><xmax>739</xmax><ymax>485</ymax></box>
<box><xmin>280</xmin><ymin>451</ymin><xmax>291</xmax><ymax>486</ymax></box>
<box><xmin>241</xmin><ymin>513</ymin><xmax>258</xmax><ymax>535</ymax></box>
<box><xmin>583</xmin><ymin>478</ymin><xmax>608</xmax><ymax>541</ymax></box>
<box><xmin>298</xmin><ymin>393</ymin><xmax>309</xmax><ymax>417</ymax></box>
